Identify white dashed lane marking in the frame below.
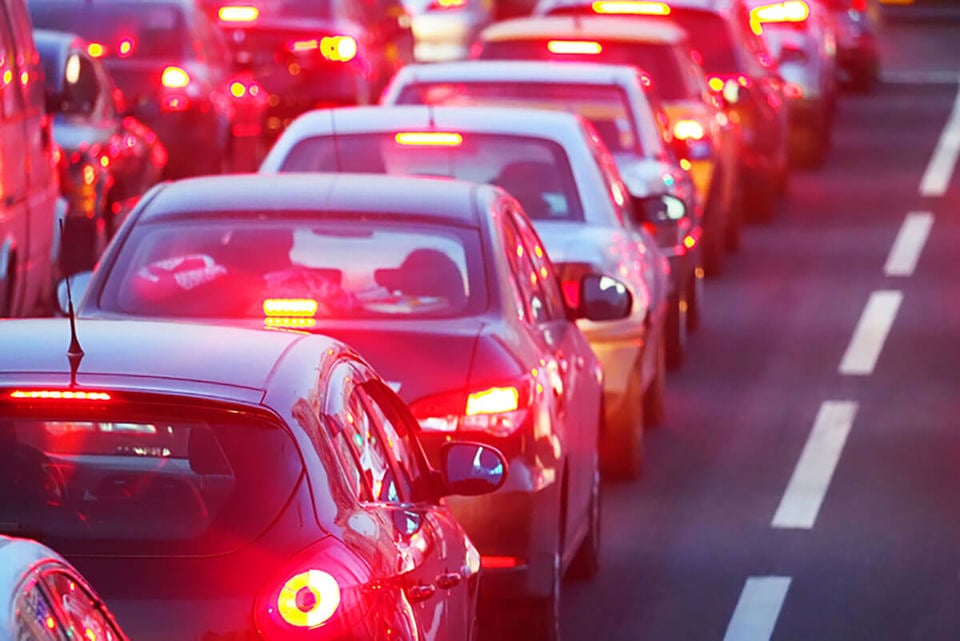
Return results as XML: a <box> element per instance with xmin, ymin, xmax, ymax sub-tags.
<box><xmin>919</xmin><ymin>74</ymin><xmax>960</xmax><ymax>197</ymax></box>
<box><xmin>722</xmin><ymin>577</ymin><xmax>792</xmax><ymax>641</ymax></box>
<box><xmin>884</xmin><ymin>212</ymin><xmax>934</xmax><ymax>277</ymax></box>
<box><xmin>838</xmin><ymin>291</ymin><xmax>903</xmax><ymax>376</ymax></box>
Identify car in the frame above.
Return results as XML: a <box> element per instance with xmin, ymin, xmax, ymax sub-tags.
<box><xmin>747</xmin><ymin>0</ymin><xmax>838</xmax><ymax>167</ymax></box>
<box><xmin>401</xmin><ymin>0</ymin><xmax>494</xmax><ymax>62</ymax></box>
<box><xmin>0</xmin><ymin>535</ymin><xmax>131</xmax><ymax>641</ymax></box>
<box><xmin>199</xmin><ymin>0</ymin><xmax>415</xmax><ymax>141</ymax></box>
<box><xmin>535</xmin><ymin>0</ymin><xmax>790</xmax><ymax>221</ymax></box>
<box><xmin>381</xmin><ymin>59</ymin><xmax>701</xmax><ymax>365</ymax></box>
<box><xmin>35</xmin><ymin>29</ymin><xmax>167</xmax><ymax>275</ymax></box>
<box><xmin>27</xmin><ymin>0</ymin><xmax>257</xmax><ymax>179</ymax></box>
<box><xmin>0</xmin><ymin>0</ymin><xmax>61</xmax><ymax>318</ymax></box>
<box><xmin>258</xmin><ymin>105</ymin><xmax>670</xmax><ymax>480</ymax></box>
<box><xmin>61</xmin><ymin>171</ymin><xmax>621</xmax><ymax>641</ymax></box>
<box><xmin>0</xmin><ymin>316</ymin><xmax>508</xmax><ymax>641</ymax></box>
<box><xmin>820</xmin><ymin>0</ymin><xmax>878</xmax><ymax>90</ymax></box>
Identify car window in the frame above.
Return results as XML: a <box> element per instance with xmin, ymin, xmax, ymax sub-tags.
<box><xmin>43</xmin><ymin>572</ymin><xmax>123</xmax><ymax>641</ymax></box>
<box><xmin>582</xmin><ymin>120</ymin><xmax>631</xmax><ymax>224</ymax></box>
<box><xmin>101</xmin><ymin>219</ymin><xmax>486</xmax><ymax>320</ymax></box>
<box><xmin>61</xmin><ymin>54</ymin><xmax>102</xmax><ymax>117</ymax></box>
<box><xmin>279</xmin><ymin>133</ymin><xmax>586</xmax><ymax>222</ymax></box>
<box><xmin>361</xmin><ymin>380</ymin><xmax>429</xmax><ymax>498</ymax></box>
<box><xmin>665</xmin><ymin>9</ymin><xmax>742</xmax><ymax>74</ymax></box>
<box><xmin>0</xmin><ymin>8</ymin><xmax>23</xmax><ymax>120</ymax></box>
<box><xmin>321</xmin><ymin>362</ymin><xmax>367</xmax><ymax>501</ymax></box>
<box><xmin>502</xmin><ymin>210</ymin><xmax>551</xmax><ymax>324</ymax></box>
<box><xmin>512</xmin><ymin>210</ymin><xmax>568</xmax><ymax>320</ymax></box>
<box><xmin>13</xmin><ymin>578</ymin><xmax>67</xmax><ymax>641</ymax></box>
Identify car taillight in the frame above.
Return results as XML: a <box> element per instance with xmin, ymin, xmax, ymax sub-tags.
<box><xmin>750</xmin><ymin>0</ymin><xmax>809</xmax><ymax>24</ymax></box>
<box><xmin>255</xmin><ymin>538</ymin><xmax>373</xmax><ymax>640</ymax></box>
<box><xmin>322</xmin><ymin>36</ymin><xmax>357</xmax><ymax>62</ymax></box>
<box><xmin>429</xmin><ymin>0</ymin><xmax>467</xmax><ymax>9</ymax></box>
<box><xmin>87</xmin><ymin>42</ymin><xmax>106</xmax><ymax>58</ymax></box>
<box><xmin>707</xmin><ymin>73</ymin><xmax>750</xmax><ymax>93</ymax></box>
<box><xmin>394</xmin><ymin>131</ymin><xmax>463</xmax><ymax>146</ymax></box>
<box><xmin>673</xmin><ymin>119</ymin><xmax>705</xmax><ymax>141</ymax></box>
<box><xmin>9</xmin><ymin>390</ymin><xmax>112</xmax><ymax>401</ymax></box>
<box><xmin>218</xmin><ymin>5</ymin><xmax>259</xmax><ymax>21</ymax></box>
<box><xmin>591</xmin><ymin>0</ymin><xmax>670</xmax><ymax>14</ymax></box>
<box><xmin>547</xmin><ymin>39</ymin><xmax>602</xmax><ymax>55</ymax></box>
<box><xmin>263</xmin><ymin>298</ymin><xmax>319</xmax><ymax>317</ymax></box>
<box><xmin>410</xmin><ymin>380</ymin><xmax>533</xmax><ymax>436</ymax></box>
<box><xmin>161</xmin><ymin>66</ymin><xmax>190</xmax><ymax>89</ymax></box>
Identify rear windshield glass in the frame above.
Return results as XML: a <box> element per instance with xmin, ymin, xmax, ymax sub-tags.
<box><xmin>0</xmin><ymin>403</ymin><xmax>302</xmax><ymax>556</ymax></box>
<box><xmin>250</xmin><ymin>0</ymin><xmax>332</xmax><ymax>19</ymax></box>
<box><xmin>476</xmin><ymin>41</ymin><xmax>689</xmax><ymax>100</ymax></box>
<box><xmin>27</xmin><ymin>3</ymin><xmax>188</xmax><ymax>59</ymax></box>
<box><xmin>395</xmin><ymin>82</ymin><xmax>640</xmax><ymax>153</ymax></box>
<box><xmin>99</xmin><ymin>219</ymin><xmax>486</xmax><ymax>320</ymax></box>
<box><xmin>280</xmin><ymin>133</ymin><xmax>585</xmax><ymax>221</ymax></box>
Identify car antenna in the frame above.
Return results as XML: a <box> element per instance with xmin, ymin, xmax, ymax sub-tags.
<box><xmin>59</xmin><ymin>219</ymin><xmax>85</xmax><ymax>386</ymax></box>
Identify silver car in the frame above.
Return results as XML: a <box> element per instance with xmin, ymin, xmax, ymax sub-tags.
<box><xmin>260</xmin><ymin>104</ymin><xmax>671</xmax><ymax>479</ymax></box>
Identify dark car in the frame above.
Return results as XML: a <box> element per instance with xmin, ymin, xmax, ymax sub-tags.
<box><xmin>27</xmin><ymin>0</ymin><xmax>257</xmax><ymax>178</ymax></box>
<box><xmin>65</xmin><ymin>172</ymin><xmax>625</xmax><ymax>640</ymax></box>
<box><xmin>821</xmin><ymin>0</ymin><xmax>878</xmax><ymax>90</ymax></box>
<box><xmin>0</xmin><ymin>317</ymin><xmax>507</xmax><ymax>641</ymax></box>
<box><xmin>35</xmin><ymin>30</ymin><xmax>167</xmax><ymax>274</ymax></box>
<box><xmin>198</xmin><ymin>0</ymin><xmax>415</xmax><ymax>140</ymax></box>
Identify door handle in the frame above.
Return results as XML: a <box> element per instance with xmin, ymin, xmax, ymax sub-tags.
<box><xmin>436</xmin><ymin>572</ymin><xmax>462</xmax><ymax>589</ymax></box>
<box><xmin>407</xmin><ymin>584</ymin><xmax>436</xmax><ymax>602</ymax></box>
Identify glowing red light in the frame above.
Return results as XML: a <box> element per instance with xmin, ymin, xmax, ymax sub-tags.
<box><xmin>481</xmin><ymin>556</ymin><xmax>522</xmax><ymax>569</ymax></box>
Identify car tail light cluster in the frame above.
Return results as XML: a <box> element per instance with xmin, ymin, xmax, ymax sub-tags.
<box><xmin>672</xmin><ymin>118</ymin><xmax>713</xmax><ymax>160</ymax></box>
<box><xmin>394</xmin><ymin>131</ymin><xmax>463</xmax><ymax>146</ymax></box>
<box><xmin>547</xmin><ymin>39</ymin><xmax>602</xmax><ymax>55</ymax></box>
<box><xmin>288</xmin><ymin>36</ymin><xmax>358</xmax><ymax>63</ymax></box>
<box><xmin>428</xmin><ymin>0</ymin><xmax>468</xmax><ymax>9</ymax></box>
<box><xmin>8</xmin><ymin>390</ymin><xmax>112</xmax><ymax>401</ymax></box>
<box><xmin>591</xmin><ymin>0</ymin><xmax>670</xmax><ymax>14</ymax></box>
<box><xmin>750</xmin><ymin>0</ymin><xmax>809</xmax><ymax>29</ymax></box>
<box><xmin>218</xmin><ymin>5</ymin><xmax>259</xmax><ymax>21</ymax></box>
<box><xmin>86</xmin><ymin>37</ymin><xmax>137</xmax><ymax>59</ymax></box>
<box><xmin>255</xmin><ymin>537</ymin><xmax>376</xmax><ymax>640</ymax></box>
<box><xmin>160</xmin><ymin>66</ymin><xmax>193</xmax><ymax>112</ymax></box>
<box><xmin>410</xmin><ymin>380</ymin><xmax>533</xmax><ymax>436</ymax></box>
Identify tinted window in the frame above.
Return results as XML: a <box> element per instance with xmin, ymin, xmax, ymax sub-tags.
<box><xmin>396</xmin><ymin>82</ymin><xmax>641</xmax><ymax>153</ymax></box>
<box><xmin>28</xmin><ymin>3</ymin><xmax>188</xmax><ymax>59</ymax></box>
<box><xmin>281</xmin><ymin>133</ymin><xmax>585</xmax><ymax>221</ymax></box>
<box><xmin>0</xmin><ymin>404</ymin><xmax>302</xmax><ymax>556</ymax></box>
<box><xmin>99</xmin><ymin>219</ymin><xmax>486</xmax><ymax>319</ymax></box>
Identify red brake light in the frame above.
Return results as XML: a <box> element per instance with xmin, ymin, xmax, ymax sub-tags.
<box><xmin>673</xmin><ymin>119</ymin><xmax>705</xmax><ymax>140</ymax></box>
<box><xmin>429</xmin><ymin>0</ymin><xmax>468</xmax><ymax>8</ymax></box>
<box><xmin>9</xmin><ymin>390</ymin><xmax>112</xmax><ymax>401</ymax></box>
<box><xmin>750</xmin><ymin>0</ymin><xmax>809</xmax><ymax>24</ymax></box>
<box><xmin>394</xmin><ymin>131</ymin><xmax>463</xmax><ymax>146</ymax></box>
<box><xmin>320</xmin><ymin>35</ymin><xmax>357</xmax><ymax>62</ymax></box>
<box><xmin>117</xmin><ymin>37</ymin><xmax>135</xmax><ymax>57</ymax></box>
<box><xmin>161</xmin><ymin>66</ymin><xmax>190</xmax><ymax>88</ymax></box>
<box><xmin>591</xmin><ymin>0</ymin><xmax>670</xmax><ymax>14</ymax></box>
<box><xmin>86</xmin><ymin>42</ymin><xmax>106</xmax><ymax>58</ymax></box>
<box><xmin>466</xmin><ymin>386</ymin><xmax>520</xmax><ymax>415</ymax></box>
<box><xmin>481</xmin><ymin>555</ymin><xmax>522</xmax><ymax>569</ymax></box>
<box><xmin>218</xmin><ymin>5</ymin><xmax>259</xmax><ymax>21</ymax></box>
<box><xmin>276</xmin><ymin>570</ymin><xmax>341</xmax><ymax>628</ymax></box>
<box><xmin>263</xmin><ymin>298</ymin><xmax>319</xmax><ymax>317</ymax></box>
<box><xmin>547</xmin><ymin>39</ymin><xmax>602</xmax><ymax>55</ymax></box>
<box><xmin>410</xmin><ymin>380</ymin><xmax>533</xmax><ymax>436</ymax></box>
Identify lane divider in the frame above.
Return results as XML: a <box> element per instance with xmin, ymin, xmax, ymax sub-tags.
<box><xmin>919</xmin><ymin>73</ymin><xmax>960</xmax><ymax>197</ymax></box>
<box><xmin>722</xmin><ymin>576</ymin><xmax>792</xmax><ymax>641</ymax></box>
<box><xmin>838</xmin><ymin>291</ymin><xmax>903</xmax><ymax>376</ymax></box>
<box><xmin>884</xmin><ymin>212</ymin><xmax>934</xmax><ymax>277</ymax></box>
<box><xmin>772</xmin><ymin>401</ymin><xmax>859</xmax><ymax>529</ymax></box>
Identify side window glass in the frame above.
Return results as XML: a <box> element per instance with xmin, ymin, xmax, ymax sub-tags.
<box><xmin>513</xmin><ymin>214</ymin><xmax>567</xmax><ymax>320</ymax></box>
<box><xmin>0</xmin><ymin>12</ymin><xmax>20</xmax><ymax>119</ymax></box>
<box><xmin>584</xmin><ymin>122</ymin><xmax>632</xmax><ymax>224</ymax></box>
<box><xmin>361</xmin><ymin>381</ymin><xmax>423</xmax><ymax>496</ymax></box>
<box><xmin>502</xmin><ymin>212</ymin><xmax>549</xmax><ymax>324</ymax></box>
<box><xmin>63</xmin><ymin>55</ymin><xmax>101</xmax><ymax>117</ymax></box>
<box><xmin>4</xmin><ymin>0</ymin><xmax>43</xmax><ymax>112</ymax></box>
<box><xmin>13</xmin><ymin>578</ymin><xmax>67</xmax><ymax>641</ymax></box>
<box><xmin>321</xmin><ymin>362</ymin><xmax>367</xmax><ymax>501</ymax></box>
<box><xmin>43</xmin><ymin>572</ymin><xmax>122</xmax><ymax>641</ymax></box>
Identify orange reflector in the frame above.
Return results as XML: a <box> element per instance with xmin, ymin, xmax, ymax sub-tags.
<box><xmin>591</xmin><ymin>0</ymin><xmax>670</xmax><ymax>14</ymax></box>
<box><xmin>10</xmin><ymin>390</ymin><xmax>112</xmax><ymax>401</ymax></box>
<box><xmin>466</xmin><ymin>386</ymin><xmax>519</xmax><ymax>415</ymax></box>
<box><xmin>673</xmin><ymin>119</ymin><xmax>705</xmax><ymax>140</ymax></box>
<box><xmin>547</xmin><ymin>39</ymin><xmax>602</xmax><ymax>55</ymax></box>
<box><xmin>481</xmin><ymin>556</ymin><xmax>522</xmax><ymax>569</ymax></box>
<box><xmin>87</xmin><ymin>42</ymin><xmax>106</xmax><ymax>58</ymax></box>
<box><xmin>394</xmin><ymin>131</ymin><xmax>463</xmax><ymax>146</ymax></box>
<box><xmin>277</xmin><ymin>570</ymin><xmax>341</xmax><ymax>628</ymax></box>
<box><xmin>218</xmin><ymin>5</ymin><xmax>259</xmax><ymax>21</ymax></box>
<box><xmin>161</xmin><ymin>66</ymin><xmax>190</xmax><ymax>88</ymax></box>
<box><xmin>263</xmin><ymin>298</ymin><xmax>319</xmax><ymax>317</ymax></box>
<box><xmin>750</xmin><ymin>0</ymin><xmax>809</xmax><ymax>23</ymax></box>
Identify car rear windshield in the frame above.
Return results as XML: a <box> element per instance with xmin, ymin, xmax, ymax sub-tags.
<box><xmin>28</xmin><ymin>3</ymin><xmax>188</xmax><ymax>59</ymax></box>
<box><xmin>475</xmin><ymin>41</ymin><xmax>690</xmax><ymax>100</ymax></box>
<box><xmin>0</xmin><ymin>402</ymin><xmax>303</xmax><ymax>556</ymax></box>
<box><xmin>98</xmin><ymin>219</ymin><xmax>487</xmax><ymax>320</ymax></box>
<box><xmin>280</xmin><ymin>133</ymin><xmax>585</xmax><ymax>221</ymax></box>
<box><xmin>395</xmin><ymin>82</ymin><xmax>641</xmax><ymax>153</ymax></box>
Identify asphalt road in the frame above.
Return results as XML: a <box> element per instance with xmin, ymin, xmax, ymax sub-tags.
<box><xmin>559</xmin><ymin>16</ymin><xmax>960</xmax><ymax>641</ymax></box>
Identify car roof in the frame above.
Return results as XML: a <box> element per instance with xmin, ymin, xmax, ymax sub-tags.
<box><xmin>139</xmin><ymin>173</ymin><xmax>490</xmax><ymax>227</ymax></box>
<box><xmin>394</xmin><ymin>60</ymin><xmax>657</xmax><ymax>86</ymax></box>
<box><xmin>0</xmin><ymin>318</ymin><xmax>322</xmax><ymax>396</ymax></box>
<box><xmin>482</xmin><ymin>14</ymin><xmax>687</xmax><ymax>44</ymax></box>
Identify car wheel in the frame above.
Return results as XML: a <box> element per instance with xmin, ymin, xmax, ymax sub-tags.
<box><xmin>665</xmin><ymin>293</ymin><xmax>687</xmax><ymax>369</ymax></box>
<box><xmin>515</xmin><ymin>539</ymin><xmax>561</xmax><ymax>641</ymax></box>
<box><xmin>601</xmin><ymin>363</ymin><xmax>645</xmax><ymax>480</ymax></box>
<box><xmin>567</xmin><ymin>451</ymin><xmax>601</xmax><ymax>581</ymax></box>
<box><xmin>644</xmin><ymin>337</ymin><xmax>666</xmax><ymax>426</ymax></box>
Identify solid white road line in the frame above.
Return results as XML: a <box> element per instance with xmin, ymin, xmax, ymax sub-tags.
<box><xmin>838</xmin><ymin>291</ymin><xmax>903</xmax><ymax>376</ymax></box>
<box><xmin>723</xmin><ymin>577</ymin><xmax>792</xmax><ymax>641</ymax></box>
<box><xmin>772</xmin><ymin>401</ymin><xmax>858</xmax><ymax>529</ymax></box>
<box><xmin>884</xmin><ymin>212</ymin><xmax>934</xmax><ymax>277</ymax></box>
<box><xmin>920</xmin><ymin>74</ymin><xmax>960</xmax><ymax>197</ymax></box>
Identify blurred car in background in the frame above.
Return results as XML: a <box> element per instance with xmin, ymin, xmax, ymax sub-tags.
<box><xmin>61</xmin><ymin>172</ymin><xmax>612</xmax><ymax>641</ymax></box>
<box><xmin>536</xmin><ymin>0</ymin><xmax>789</xmax><ymax>221</ymax></box>
<box><xmin>403</xmin><ymin>0</ymin><xmax>494</xmax><ymax>62</ymax></box>
<box><xmin>27</xmin><ymin>0</ymin><xmax>256</xmax><ymax>178</ymax></box>
<box><xmin>260</xmin><ymin>105</ymin><xmax>671</xmax><ymax>480</ymax></box>
<box><xmin>0</xmin><ymin>317</ymin><xmax>507</xmax><ymax>641</ymax></box>
<box><xmin>748</xmin><ymin>0</ymin><xmax>837</xmax><ymax>166</ymax></box>
<box><xmin>382</xmin><ymin>60</ymin><xmax>700</xmax><ymax>365</ymax></box>
<box><xmin>199</xmin><ymin>0</ymin><xmax>414</xmax><ymax>141</ymax></box>
<box><xmin>36</xmin><ymin>30</ymin><xmax>167</xmax><ymax>275</ymax></box>
<box><xmin>822</xmin><ymin>0</ymin><xmax>878</xmax><ymax>90</ymax></box>
<box><xmin>0</xmin><ymin>535</ymin><xmax>130</xmax><ymax>641</ymax></box>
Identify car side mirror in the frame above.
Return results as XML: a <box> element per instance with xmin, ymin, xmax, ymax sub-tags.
<box><xmin>57</xmin><ymin>271</ymin><xmax>94</xmax><ymax>316</ymax></box>
<box><xmin>578</xmin><ymin>274</ymin><xmax>633</xmax><ymax>322</ymax></box>
<box><xmin>440</xmin><ymin>442</ymin><xmax>507</xmax><ymax>496</ymax></box>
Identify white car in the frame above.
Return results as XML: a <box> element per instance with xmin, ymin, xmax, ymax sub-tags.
<box><xmin>381</xmin><ymin>60</ymin><xmax>701</xmax><ymax>366</ymax></box>
<box><xmin>260</xmin><ymin>104</ymin><xmax>670</xmax><ymax>477</ymax></box>
<box><xmin>0</xmin><ymin>535</ymin><xmax>128</xmax><ymax>641</ymax></box>
<box><xmin>402</xmin><ymin>0</ymin><xmax>495</xmax><ymax>62</ymax></box>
